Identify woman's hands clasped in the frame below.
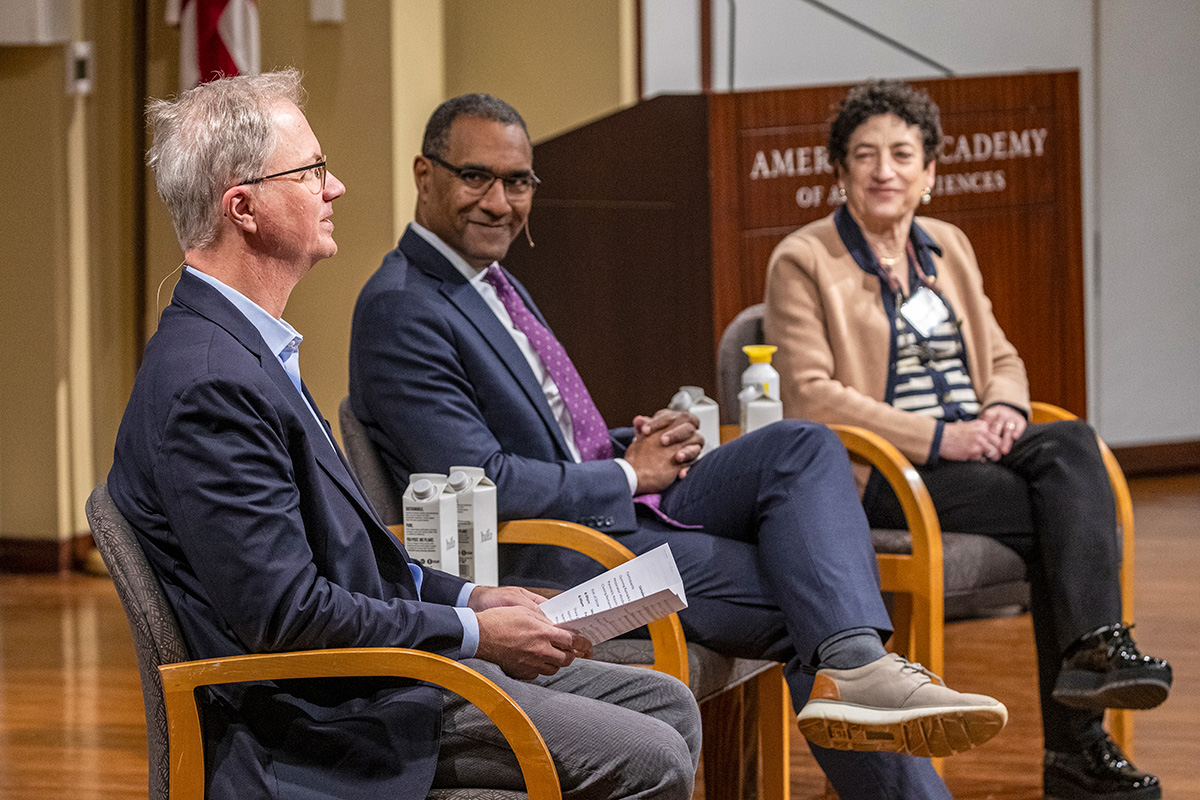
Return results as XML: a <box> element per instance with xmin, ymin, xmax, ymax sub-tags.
<box><xmin>940</xmin><ymin>405</ymin><xmax>1027</xmax><ymax>462</ymax></box>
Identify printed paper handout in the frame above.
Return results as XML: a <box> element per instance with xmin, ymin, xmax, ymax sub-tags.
<box><xmin>537</xmin><ymin>543</ymin><xmax>687</xmax><ymax>645</ymax></box>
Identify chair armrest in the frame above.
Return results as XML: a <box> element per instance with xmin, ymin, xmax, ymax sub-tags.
<box><xmin>826</xmin><ymin>424</ymin><xmax>945</xmax><ymax>615</ymax></box>
<box><xmin>388</xmin><ymin>521</ymin><xmax>691</xmax><ymax>686</ymax></box>
<box><xmin>159</xmin><ymin>648</ymin><xmax>560</xmax><ymax>800</ymax></box>
<box><xmin>1029</xmin><ymin>402</ymin><xmax>1135</xmax><ymax>619</ymax></box>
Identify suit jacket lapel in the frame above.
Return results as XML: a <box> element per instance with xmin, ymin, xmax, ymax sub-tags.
<box><xmin>171</xmin><ymin>273</ymin><xmax>386</xmax><ymax>529</ymax></box>
<box><xmin>399</xmin><ymin>230</ymin><xmax>575</xmax><ymax>459</ymax></box>
<box><xmin>300</xmin><ymin>380</ymin><xmax>391</xmax><ymax>527</ymax></box>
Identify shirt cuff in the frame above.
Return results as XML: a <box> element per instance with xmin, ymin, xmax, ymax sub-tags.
<box><xmin>408</xmin><ymin>563</ymin><xmax>425</xmax><ymax>598</ymax></box>
<box><xmin>927</xmin><ymin>419</ymin><xmax>946</xmax><ymax>465</ymax></box>
<box><xmin>455</xmin><ymin>582</ymin><xmax>477</xmax><ymax>608</ymax></box>
<box><xmin>615</xmin><ymin>457</ymin><xmax>638</xmax><ymax>495</ymax></box>
<box><xmin>984</xmin><ymin>401</ymin><xmax>1030</xmax><ymax>419</ymax></box>
<box><xmin>453</xmin><ymin>606</ymin><xmax>479</xmax><ymax>659</ymax></box>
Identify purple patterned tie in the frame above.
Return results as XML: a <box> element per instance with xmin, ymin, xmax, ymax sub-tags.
<box><xmin>483</xmin><ymin>266</ymin><xmax>614</xmax><ymax>462</ymax></box>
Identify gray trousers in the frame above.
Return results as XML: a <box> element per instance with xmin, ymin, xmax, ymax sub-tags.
<box><xmin>433</xmin><ymin>658</ymin><xmax>701</xmax><ymax>800</ymax></box>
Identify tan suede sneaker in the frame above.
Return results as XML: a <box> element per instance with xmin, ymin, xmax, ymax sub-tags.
<box><xmin>796</xmin><ymin>653</ymin><xmax>1007</xmax><ymax>757</ymax></box>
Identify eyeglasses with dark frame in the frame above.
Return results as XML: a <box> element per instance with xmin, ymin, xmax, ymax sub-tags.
<box><xmin>424</xmin><ymin>154</ymin><xmax>540</xmax><ymax>197</ymax></box>
<box><xmin>242</xmin><ymin>157</ymin><xmax>328</xmax><ymax>194</ymax></box>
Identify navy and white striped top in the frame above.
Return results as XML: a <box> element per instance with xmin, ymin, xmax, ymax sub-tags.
<box><xmin>891</xmin><ymin>306</ymin><xmax>980</xmax><ymax>420</ymax></box>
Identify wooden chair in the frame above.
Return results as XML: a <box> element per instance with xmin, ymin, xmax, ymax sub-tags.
<box><xmin>339</xmin><ymin>397</ymin><xmax>791</xmax><ymax>800</ymax></box>
<box><xmin>85</xmin><ymin>482</ymin><xmax>561</xmax><ymax>800</ymax></box>
<box><xmin>716</xmin><ymin>303</ymin><xmax>1135</xmax><ymax>753</ymax></box>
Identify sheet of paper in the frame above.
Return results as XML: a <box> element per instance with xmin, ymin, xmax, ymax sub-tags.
<box><xmin>538</xmin><ymin>543</ymin><xmax>687</xmax><ymax>645</ymax></box>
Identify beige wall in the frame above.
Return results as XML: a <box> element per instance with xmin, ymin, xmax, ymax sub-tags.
<box><xmin>0</xmin><ymin>2</ymin><xmax>636</xmax><ymax>549</ymax></box>
<box><xmin>255</xmin><ymin>0</ymin><xmax>398</xmax><ymax>443</ymax></box>
<box><xmin>444</xmin><ymin>0</ymin><xmax>636</xmax><ymax>142</ymax></box>
<box><xmin>1</xmin><ymin>0</ymin><xmax>141</xmax><ymax>544</ymax></box>
<box><xmin>86</xmin><ymin>0</ymin><xmax>141</xmax><ymax>523</ymax></box>
<box><xmin>0</xmin><ymin>45</ymin><xmax>71</xmax><ymax>539</ymax></box>
<box><xmin>392</xmin><ymin>0</ymin><xmax>445</xmax><ymax>239</ymax></box>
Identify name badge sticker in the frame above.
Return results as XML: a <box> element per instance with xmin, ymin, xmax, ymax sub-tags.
<box><xmin>899</xmin><ymin>286</ymin><xmax>951</xmax><ymax>338</ymax></box>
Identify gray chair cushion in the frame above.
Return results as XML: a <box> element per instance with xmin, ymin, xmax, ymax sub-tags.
<box><xmin>86</xmin><ymin>484</ymin><xmax>187</xmax><ymax>800</ymax></box>
<box><xmin>716</xmin><ymin>304</ymin><xmax>767</xmax><ymax>424</ymax></box>
<box><xmin>593</xmin><ymin>639</ymin><xmax>776</xmax><ymax>704</ymax></box>
<box><xmin>872</xmin><ymin>528</ymin><xmax>1030</xmax><ymax>621</ymax></box>
<box><xmin>339</xmin><ymin>396</ymin><xmax>405</xmax><ymax>525</ymax></box>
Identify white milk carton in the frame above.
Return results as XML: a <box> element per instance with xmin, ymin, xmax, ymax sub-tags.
<box><xmin>401</xmin><ymin>473</ymin><xmax>458</xmax><ymax>572</ymax></box>
<box><xmin>668</xmin><ymin>385</ymin><xmax>721</xmax><ymax>456</ymax></box>
<box><xmin>448</xmin><ymin>466</ymin><xmax>498</xmax><ymax>586</ymax></box>
<box><xmin>738</xmin><ymin>385</ymin><xmax>782</xmax><ymax>436</ymax></box>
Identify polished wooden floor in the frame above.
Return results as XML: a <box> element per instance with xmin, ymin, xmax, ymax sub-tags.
<box><xmin>1</xmin><ymin>474</ymin><xmax>1196</xmax><ymax>799</ymax></box>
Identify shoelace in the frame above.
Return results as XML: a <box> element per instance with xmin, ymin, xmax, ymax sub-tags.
<box><xmin>1108</xmin><ymin>623</ymin><xmax>1140</xmax><ymax>658</ymax></box>
<box><xmin>898</xmin><ymin>659</ymin><xmax>945</xmax><ymax>686</ymax></box>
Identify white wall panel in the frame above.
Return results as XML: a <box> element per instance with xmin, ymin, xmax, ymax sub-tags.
<box><xmin>1095</xmin><ymin>0</ymin><xmax>1200</xmax><ymax>444</ymax></box>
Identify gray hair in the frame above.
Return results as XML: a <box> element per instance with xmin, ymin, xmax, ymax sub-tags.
<box><xmin>421</xmin><ymin>93</ymin><xmax>529</xmax><ymax>159</ymax></box>
<box><xmin>146</xmin><ymin>69</ymin><xmax>307</xmax><ymax>251</ymax></box>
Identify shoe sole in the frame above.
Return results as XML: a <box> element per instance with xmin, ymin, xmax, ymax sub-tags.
<box><xmin>796</xmin><ymin>701</ymin><xmax>1007</xmax><ymax>757</ymax></box>
<box><xmin>1052</xmin><ymin>674</ymin><xmax>1172</xmax><ymax>710</ymax></box>
<box><xmin>1044</xmin><ymin>771</ymin><xmax>1162</xmax><ymax>800</ymax></box>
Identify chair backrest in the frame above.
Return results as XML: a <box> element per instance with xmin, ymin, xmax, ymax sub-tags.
<box><xmin>338</xmin><ymin>396</ymin><xmax>406</xmax><ymax>525</ymax></box>
<box><xmin>85</xmin><ymin>483</ymin><xmax>188</xmax><ymax>800</ymax></box>
<box><xmin>716</xmin><ymin>303</ymin><xmax>766</xmax><ymax>423</ymax></box>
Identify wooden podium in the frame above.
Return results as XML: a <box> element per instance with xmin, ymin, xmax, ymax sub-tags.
<box><xmin>505</xmin><ymin>72</ymin><xmax>1085</xmax><ymax>424</ymax></box>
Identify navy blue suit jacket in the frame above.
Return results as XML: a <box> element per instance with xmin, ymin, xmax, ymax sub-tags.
<box><xmin>110</xmin><ymin>270</ymin><xmax>468</xmax><ymax>800</ymax></box>
<box><xmin>350</xmin><ymin>228</ymin><xmax>639</xmax><ymax>537</ymax></box>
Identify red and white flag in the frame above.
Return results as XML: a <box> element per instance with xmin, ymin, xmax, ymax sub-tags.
<box><xmin>166</xmin><ymin>0</ymin><xmax>260</xmax><ymax>90</ymax></box>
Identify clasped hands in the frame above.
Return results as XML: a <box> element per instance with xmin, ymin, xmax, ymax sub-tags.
<box><xmin>624</xmin><ymin>408</ymin><xmax>704</xmax><ymax>495</ymax></box>
<box><xmin>939</xmin><ymin>405</ymin><xmax>1028</xmax><ymax>462</ymax></box>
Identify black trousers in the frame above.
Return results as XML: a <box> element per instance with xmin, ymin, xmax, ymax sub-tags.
<box><xmin>863</xmin><ymin>419</ymin><xmax>1121</xmax><ymax>752</ymax></box>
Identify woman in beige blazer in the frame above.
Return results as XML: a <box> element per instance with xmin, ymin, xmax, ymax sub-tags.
<box><xmin>764</xmin><ymin>80</ymin><xmax>1168</xmax><ymax>800</ymax></box>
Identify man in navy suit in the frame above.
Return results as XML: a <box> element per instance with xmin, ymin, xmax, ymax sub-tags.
<box><xmin>349</xmin><ymin>94</ymin><xmax>1009</xmax><ymax>800</ymax></box>
<box><xmin>108</xmin><ymin>72</ymin><xmax>701</xmax><ymax>800</ymax></box>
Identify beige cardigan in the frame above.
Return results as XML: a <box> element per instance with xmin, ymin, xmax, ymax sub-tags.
<box><xmin>763</xmin><ymin>213</ymin><xmax>1030</xmax><ymax>492</ymax></box>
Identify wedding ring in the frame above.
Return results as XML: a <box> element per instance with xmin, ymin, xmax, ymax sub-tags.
<box><xmin>1005</xmin><ymin>422</ymin><xmax>1016</xmax><ymax>430</ymax></box>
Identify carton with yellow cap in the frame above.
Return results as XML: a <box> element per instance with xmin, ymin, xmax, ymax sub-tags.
<box><xmin>739</xmin><ymin>344</ymin><xmax>782</xmax><ymax>435</ymax></box>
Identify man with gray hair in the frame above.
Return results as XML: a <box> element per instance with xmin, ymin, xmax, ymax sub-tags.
<box><xmin>108</xmin><ymin>70</ymin><xmax>700</xmax><ymax>800</ymax></box>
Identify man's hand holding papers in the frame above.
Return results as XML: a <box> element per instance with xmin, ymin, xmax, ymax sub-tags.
<box><xmin>538</xmin><ymin>544</ymin><xmax>687</xmax><ymax>646</ymax></box>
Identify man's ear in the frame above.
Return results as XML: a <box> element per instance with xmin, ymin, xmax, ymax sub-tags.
<box><xmin>221</xmin><ymin>185</ymin><xmax>258</xmax><ymax>235</ymax></box>
<box><xmin>413</xmin><ymin>154</ymin><xmax>432</xmax><ymax>194</ymax></box>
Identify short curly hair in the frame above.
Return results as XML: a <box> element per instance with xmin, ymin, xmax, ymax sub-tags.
<box><xmin>828</xmin><ymin>79</ymin><xmax>942</xmax><ymax>168</ymax></box>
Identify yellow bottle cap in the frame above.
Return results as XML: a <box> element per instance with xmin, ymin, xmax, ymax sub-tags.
<box><xmin>742</xmin><ymin>344</ymin><xmax>777</xmax><ymax>363</ymax></box>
